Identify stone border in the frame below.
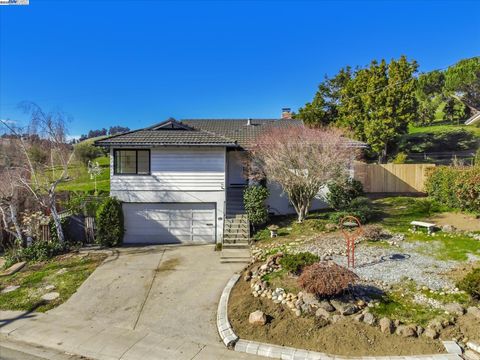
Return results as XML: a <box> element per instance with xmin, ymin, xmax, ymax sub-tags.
<box><xmin>217</xmin><ymin>274</ymin><xmax>462</xmax><ymax>360</ymax></box>
<box><xmin>217</xmin><ymin>273</ymin><xmax>240</xmax><ymax>348</ymax></box>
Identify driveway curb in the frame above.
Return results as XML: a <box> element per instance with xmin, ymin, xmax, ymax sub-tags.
<box><xmin>217</xmin><ymin>274</ymin><xmax>462</xmax><ymax>360</ymax></box>
<box><xmin>217</xmin><ymin>273</ymin><xmax>240</xmax><ymax>348</ymax></box>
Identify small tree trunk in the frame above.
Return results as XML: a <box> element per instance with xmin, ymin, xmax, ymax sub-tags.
<box><xmin>49</xmin><ymin>201</ymin><xmax>65</xmax><ymax>243</ymax></box>
<box><xmin>9</xmin><ymin>203</ymin><xmax>23</xmax><ymax>243</ymax></box>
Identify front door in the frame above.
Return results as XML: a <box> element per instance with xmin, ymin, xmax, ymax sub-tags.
<box><xmin>227</xmin><ymin>151</ymin><xmax>246</xmax><ymax>187</ymax></box>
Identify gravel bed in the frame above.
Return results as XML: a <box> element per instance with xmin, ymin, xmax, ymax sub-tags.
<box><xmin>298</xmin><ymin>234</ymin><xmax>463</xmax><ymax>290</ymax></box>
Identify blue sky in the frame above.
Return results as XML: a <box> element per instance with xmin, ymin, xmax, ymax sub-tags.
<box><xmin>1</xmin><ymin>0</ymin><xmax>479</xmax><ymax>138</ymax></box>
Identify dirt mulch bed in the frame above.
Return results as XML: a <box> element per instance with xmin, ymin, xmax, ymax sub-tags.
<box><xmin>228</xmin><ymin>278</ymin><xmax>445</xmax><ymax>356</ymax></box>
<box><xmin>440</xmin><ymin>313</ymin><xmax>480</xmax><ymax>343</ymax></box>
<box><xmin>428</xmin><ymin>212</ymin><xmax>480</xmax><ymax>232</ymax></box>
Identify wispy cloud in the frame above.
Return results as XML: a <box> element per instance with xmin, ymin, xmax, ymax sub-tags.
<box><xmin>0</xmin><ymin>118</ymin><xmax>17</xmax><ymax>125</ymax></box>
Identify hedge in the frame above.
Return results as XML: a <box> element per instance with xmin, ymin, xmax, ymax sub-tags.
<box><xmin>425</xmin><ymin>166</ymin><xmax>480</xmax><ymax>212</ymax></box>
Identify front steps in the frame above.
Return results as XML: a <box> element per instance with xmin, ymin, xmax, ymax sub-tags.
<box><xmin>221</xmin><ymin>188</ymin><xmax>250</xmax><ymax>263</ymax></box>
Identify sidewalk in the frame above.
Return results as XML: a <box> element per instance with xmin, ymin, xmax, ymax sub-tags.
<box><xmin>0</xmin><ymin>310</ymin><xmax>258</xmax><ymax>360</ymax></box>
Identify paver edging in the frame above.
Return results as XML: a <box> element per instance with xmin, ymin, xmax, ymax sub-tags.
<box><xmin>217</xmin><ymin>274</ymin><xmax>463</xmax><ymax>360</ymax></box>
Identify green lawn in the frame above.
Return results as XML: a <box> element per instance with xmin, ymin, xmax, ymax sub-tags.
<box><xmin>373</xmin><ymin>197</ymin><xmax>480</xmax><ymax>261</ymax></box>
<box><xmin>58</xmin><ymin>156</ymin><xmax>110</xmax><ymax>192</ymax></box>
<box><xmin>408</xmin><ymin>123</ymin><xmax>480</xmax><ymax>136</ymax></box>
<box><xmin>0</xmin><ymin>253</ymin><xmax>106</xmax><ymax>312</ymax></box>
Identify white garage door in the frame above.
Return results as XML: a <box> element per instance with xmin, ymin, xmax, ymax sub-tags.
<box><xmin>123</xmin><ymin>203</ymin><xmax>216</xmax><ymax>244</ymax></box>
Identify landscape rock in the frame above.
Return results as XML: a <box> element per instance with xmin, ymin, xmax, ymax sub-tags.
<box><xmin>354</xmin><ymin>313</ymin><xmax>364</xmax><ymax>322</ymax></box>
<box><xmin>428</xmin><ymin>319</ymin><xmax>444</xmax><ymax>332</ymax></box>
<box><xmin>249</xmin><ymin>310</ymin><xmax>267</xmax><ymax>326</ymax></box>
<box><xmin>467</xmin><ymin>307</ymin><xmax>480</xmax><ymax>320</ymax></box>
<box><xmin>1</xmin><ymin>285</ymin><xmax>20</xmax><ymax>294</ymax></box>
<box><xmin>315</xmin><ymin>308</ymin><xmax>331</xmax><ymax>319</ymax></box>
<box><xmin>441</xmin><ymin>224</ymin><xmax>457</xmax><ymax>233</ymax></box>
<box><xmin>331</xmin><ymin>301</ymin><xmax>358</xmax><ymax>315</ymax></box>
<box><xmin>363</xmin><ymin>312</ymin><xmax>376</xmax><ymax>326</ymax></box>
<box><xmin>0</xmin><ymin>261</ymin><xmax>26</xmax><ymax>276</ymax></box>
<box><xmin>44</xmin><ymin>284</ymin><xmax>56</xmax><ymax>291</ymax></box>
<box><xmin>318</xmin><ymin>300</ymin><xmax>335</xmax><ymax>312</ymax></box>
<box><xmin>379</xmin><ymin>317</ymin><xmax>394</xmax><ymax>334</ymax></box>
<box><xmin>424</xmin><ymin>328</ymin><xmax>439</xmax><ymax>339</ymax></box>
<box><xmin>444</xmin><ymin>303</ymin><xmax>465</xmax><ymax>316</ymax></box>
<box><xmin>396</xmin><ymin>325</ymin><xmax>417</xmax><ymax>337</ymax></box>
<box><xmin>41</xmin><ymin>292</ymin><xmax>60</xmax><ymax>301</ymax></box>
<box><xmin>416</xmin><ymin>326</ymin><xmax>424</xmax><ymax>336</ymax></box>
<box><xmin>302</xmin><ymin>293</ymin><xmax>320</xmax><ymax>308</ymax></box>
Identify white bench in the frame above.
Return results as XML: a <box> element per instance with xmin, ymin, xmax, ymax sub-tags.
<box><xmin>410</xmin><ymin>221</ymin><xmax>436</xmax><ymax>235</ymax></box>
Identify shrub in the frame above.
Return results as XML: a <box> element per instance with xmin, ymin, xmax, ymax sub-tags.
<box><xmin>329</xmin><ymin>196</ymin><xmax>374</xmax><ymax>224</ymax></box>
<box><xmin>457</xmin><ymin>268</ymin><xmax>480</xmax><ymax>300</ymax></box>
<box><xmin>425</xmin><ymin>166</ymin><xmax>480</xmax><ymax>212</ymax></box>
<box><xmin>279</xmin><ymin>252</ymin><xmax>319</xmax><ymax>275</ymax></box>
<box><xmin>243</xmin><ymin>185</ymin><xmax>270</xmax><ymax>226</ymax></box>
<box><xmin>392</xmin><ymin>152</ymin><xmax>408</xmax><ymax>164</ymax></box>
<box><xmin>298</xmin><ymin>262</ymin><xmax>359</xmax><ymax>297</ymax></box>
<box><xmin>361</xmin><ymin>224</ymin><xmax>384</xmax><ymax>241</ymax></box>
<box><xmin>96</xmin><ymin>197</ymin><xmax>124</xmax><ymax>247</ymax></box>
<box><xmin>4</xmin><ymin>240</ymin><xmax>67</xmax><ymax>268</ymax></box>
<box><xmin>74</xmin><ymin>141</ymin><xmax>104</xmax><ymax>165</ymax></box>
<box><xmin>326</xmin><ymin>178</ymin><xmax>364</xmax><ymax>210</ymax></box>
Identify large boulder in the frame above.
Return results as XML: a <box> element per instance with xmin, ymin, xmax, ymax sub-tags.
<box><xmin>318</xmin><ymin>300</ymin><xmax>335</xmax><ymax>312</ymax></box>
<box><xmin>363</xmin><ymin>312</ymin><xmax>376</xmax><ymax>326</ymax></box>
<box><xmin>444</xmin><ymin>303</ymin><xmax>465</xmax><ymax>316</ymax></box>
<box><xmin>331</xmin><ymin>300</ymin><xmax>358</xmax><ymax>315</ymax></box>
<box><xmin>424</xmin><ymin>328</ymin><xmax>439</xmax><ymax>339</ymax></box>
<box><xmin>467</xmin><ymin>307</ymin><xmax>480</xmax><ymax>320</ymax></box>
<box><xmin>396</xmin><ymin>325</ymin><xmax>417</xmax><ymax>337</ymax></box>
<box><xmin>379</xmin><ymin>317</ymin><xmax>394</xmax><ymax>334</ymax></box>
<box><xmin>315</xmin><ymin>308</ymin><xmax>331</xmax><ymax>319</ymax></box>
<box><xmin>249</xmin><ymin>310</ymin><xmax>267</xmax><ymax>326</ymax></box>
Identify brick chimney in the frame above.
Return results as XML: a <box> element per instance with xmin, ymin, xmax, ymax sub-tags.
<box><xmin>281</xmin><ymin>107</ymin><xmax>292</xmax><ymax>119</ymax></box>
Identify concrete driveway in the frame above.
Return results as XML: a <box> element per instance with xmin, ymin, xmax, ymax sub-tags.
<box><xmin>1</xmin><ymin>245</ymin><xmax>260</xmax><ymax>360</ymax></box>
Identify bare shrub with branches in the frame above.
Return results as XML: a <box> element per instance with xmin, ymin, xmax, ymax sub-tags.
<box><xmin>0</xmin><ymin>168</ymin><xmax>24</xmax><ymax>243</ymax></box>
<box><xmin>297</xmin><ymin>262</ymin><xmax>359</xmax><ymax>297</ymax></box>
<box><xmin>249</xmin><ymin>126</ymin><xmax>356</xmax><ymax>222</ymax></box>
<box><xmin>0</xmin><ymin>102</ymin><xmax>75</xmax><ymax>243</ymax></box>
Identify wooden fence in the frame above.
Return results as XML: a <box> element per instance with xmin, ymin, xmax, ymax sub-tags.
<box><xmin>353</xmin><ymin>163</ymin><xmax>436</xmax><ymax>193</ymax></box>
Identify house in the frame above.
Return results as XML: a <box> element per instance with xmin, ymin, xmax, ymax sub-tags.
<box><xmin>95</xmin><ymin>110</ymin><xmax>361</xmax><ymax>245</ymax></box>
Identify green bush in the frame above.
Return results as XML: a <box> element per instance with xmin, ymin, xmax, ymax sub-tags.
<box><xmin>457</xmin><ymin>268</ymin><xmax>480</xmax><ymax>300</ymax></box>
<box><xmin>243</xmin><ymin>185</ymin><xmax>270</xmax><ymax>226</ymax></box>
<box><xmin>326</xmin><ymin>178</ymin><xmax>364</xmax><ymax>210</ymax></box>
<box><xmin>74</xmin><ymin>141</ymin><xmax>105</xmax><ymax>165</ymax></box>
<box><xmin>96</xmin><ymin>197</ymin><xmax>124</xmax><ymax>247</ymax></box>
<box><xmin>329</xmin><ymin>196</ymin><xmax>374</xmax><ymax>224</ymax></box>
<box><xmin>4</xmin><ymin>241</ymin><xmax>67</xmax><ymax>268</ymax></box>
<box><xmin>392</xmin><ymin>152</ymin><xmax>408</xmax><ymax>164</ymax></box>
<box><xmin>425</xmin><ymin>166</ymin><xmax>480</xmax><ymax>212</ymax></box>
<box><xmin>64</xmin><ymin>192</ymin><xmax>108</xmax><ymax>216</ymax></box>
<box><xmin>280</xmin><ymin>252</ymin><xmax>319</xmax><ymax>274</ymax></box>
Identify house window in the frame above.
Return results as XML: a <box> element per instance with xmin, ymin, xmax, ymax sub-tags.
<box><xmin>114</xmin><ymin>149</ymin><xmax>150</xmax><ymax>175</ymax></box>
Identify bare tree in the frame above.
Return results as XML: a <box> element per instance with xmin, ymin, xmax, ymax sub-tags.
<box><xmin>0</xmin><ymin>103</ymin><xmax>74</xmax><ymax>243</ymax></box>
<box><xmin>250</xmin><ymin>126</ymin><xmax>355</xmax><ymax>222</ymax></box>
<box><xmin>0</xmin><ymin>168</ymin><xmax>24</xmax><ymax>243</ymax></box>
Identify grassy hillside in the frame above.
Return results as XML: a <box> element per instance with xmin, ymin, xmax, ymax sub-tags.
<box><xmin>58</xmin><ymin>156</ymin><xmax>110</xmax><ymax>192</ymax></box>
<box><xmin>408</xmin><ymin>122</ymin><xmax>480</xmax><ymax>136</ymax></box>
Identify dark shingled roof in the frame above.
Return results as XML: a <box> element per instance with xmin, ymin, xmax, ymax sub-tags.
<box><xmin>182</xmin><ymin>119</ymin><xmax>302</xmax><ymax>148</ymax></box>
<box><xmin>95</xmin><ymin>118</ymin><xmax>302</xmax><ymax>148</ymax></box>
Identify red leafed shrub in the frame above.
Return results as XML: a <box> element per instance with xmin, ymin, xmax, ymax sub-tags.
<box><xmin>297</xmin><ymin>262</ymin><xmax>359</xmax><ymax>297</ymax></box>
